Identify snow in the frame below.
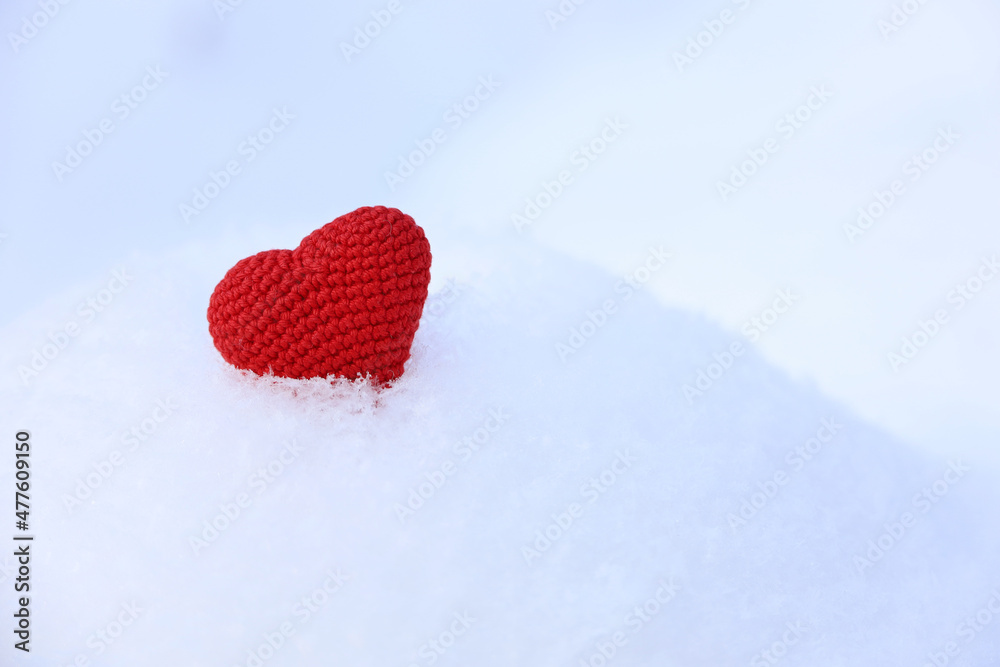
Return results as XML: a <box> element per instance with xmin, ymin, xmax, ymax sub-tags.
<box><xmin>1</xmin><ymin>0</ymin><xmax>999</xmax><ymax>663</ymax></box>
<box><xmin>1</xmin><ymin>234</ymin><xmax>999</xmax><ymax>666</ymax></box>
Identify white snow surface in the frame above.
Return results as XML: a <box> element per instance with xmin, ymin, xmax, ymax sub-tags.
<box><xmin>1</xmin><ymin>233</ymin><xmax>998</xmax><ymax>666</ymax></box>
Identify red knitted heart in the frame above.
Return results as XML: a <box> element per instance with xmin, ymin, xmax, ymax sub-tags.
<box><xmin>207</xmin><ymin>206</ymin><xmax>431</xmax><ymax>384</ymax></box>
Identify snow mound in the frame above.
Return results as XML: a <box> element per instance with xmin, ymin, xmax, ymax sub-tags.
<box><xmin>2</xmin><ymin>234</ymin><xmax>998</xmax><ymax>666</ymax></box>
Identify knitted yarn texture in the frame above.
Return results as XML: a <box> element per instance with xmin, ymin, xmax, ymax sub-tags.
<box><xmin>207</xmin><ymin>206</ymin><xmax>432</xmax><ymax>384</ymax></box>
